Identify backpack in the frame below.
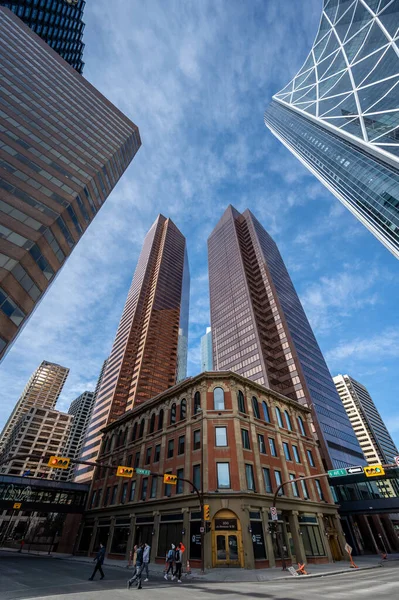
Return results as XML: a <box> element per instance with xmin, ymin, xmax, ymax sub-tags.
<box><xmin>174</xmin><ymin>548</ymin><xmax>181</xmax><ymax>562</ymax></box>
<box><xmin>167</xmin><ymin>549</ymin><xmax>174</xmax><ymax>561</ymax></box>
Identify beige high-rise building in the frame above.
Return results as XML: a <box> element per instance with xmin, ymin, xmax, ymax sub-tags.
<box><xmin>0</xmin><ymin>405</ymin><xmax>71</xmax><ymax>478</ymax></box>
<box><xmin>0</xmin><ymin>360</ymin><xmax>69</xmax><ymax>453</ymax></box>
<box><xmin>74</xmin><ymin>215</ymin><xmax>189</xmax><ymax>482</ymax></box>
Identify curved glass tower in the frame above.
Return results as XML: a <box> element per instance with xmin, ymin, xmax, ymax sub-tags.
<box><xmin>265</xmin><ymin>0</ymin><xmax>399</xmax><ymax>259</ymax></box>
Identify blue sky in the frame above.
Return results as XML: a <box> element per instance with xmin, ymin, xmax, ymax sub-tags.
<box><xmin>1</xmin><ymin>0</ymin><xmax>398</xmax><ymax>449</ymax></box>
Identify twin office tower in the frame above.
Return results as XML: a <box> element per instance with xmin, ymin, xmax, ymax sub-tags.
<box><xmin>76</xmin><ymin>206</ymin><xmax>364</xmax><ymax>483</ymax></box>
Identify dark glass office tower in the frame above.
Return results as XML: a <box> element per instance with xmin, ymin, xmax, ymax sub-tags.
<box><xmin>265</xmin><ymin>0</ymin><xmax>399</xmax><ymax>259</ymax></box>
<box><xmin>0</xmin><ymin>7</ymin><xmax>141</xmax><ymax>361</ymax></box>
<box><xmin>75</xmin><ymin>215</ymin><xmax>189</xmax><ymax>482</ymax></box>
<box><xmin>0</xmin><ymin>0</ymin><xmax>86</xmax><ymax>73</ymax></box>
<box><xmin>208</xmin><ymin>206</ymin><xmax>365</xmax><ymax>469</ymax></box>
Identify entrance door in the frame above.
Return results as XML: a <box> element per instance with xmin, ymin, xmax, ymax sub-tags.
<box><xmin>215</xmin><ymin>533</ymin><xmax>241</xmax><ymax>566</ymax></box>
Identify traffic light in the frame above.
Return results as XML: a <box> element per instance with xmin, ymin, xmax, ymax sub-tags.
<box><xmin>116</xmin><ymin>465</ymin><xmax>134</xmax><ymax>478</ymax></box>
<box><xmin>203</xmin><ymin>504</ymin><xmax>210</xmax><ymax>521</ymax></box>
<box><xmin>163</xmin><ymin>474</ymin><xmax>177</xmax><ymax>485</ymax></box>
<box><xmin>47</xmin><ymin>456</ymin><xmax>70</xmax><ymax>469</ymax></box>
<box><xmin>364</xmin><ymin>464</ymin><xmax>385</xmax><ymax>477</ymax></box>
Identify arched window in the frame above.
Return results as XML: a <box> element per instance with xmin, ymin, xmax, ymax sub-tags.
<box><xmin>275</xmin><ymin>407</ymin><xmax>284</xmax><ymax>428</ymax></box>
<box><xmin>284</xmin><ymin>410</ymin><xmax>292</xmax><ymax>431</ymax></box>
<box><xmin>131</xmin><ymin>422</ymin><xmax>137</xmax><ymax>442</ymax></box>
<box><xmin>214</xmin><ymin>387</ymin><xmax>225</xmax><ymax>410</ymax></box>
<box><xmin>101</xmin><ymin>438</ymin><xmax>107</xmax><ymax>454</ymax></box>
<box><xmin>122</xmin><ymin>429</ymin><xmax>127</xmax><ymax>445</ymax></box>
<box><xmin>252</xmin><ymin>396</ymin><xmax>260</xmax><ymax>419</ymax></box>
<box><xmin>193</xmin><ymin>391</ymin><xmax>201</xmax><ymax>415</ymax></box>
<box><xmin>180</xmin><ymin>399</ymin><xmax>187</xmax><ymax>420</ymax></box>
<box><xmin>158</xmin><ymin>409</ymin><xmax>164</xmax><ymax>430</ymax></box>
<box><xmin>110</xmin><ymin>434</ymin><xmax>115</xmax><ymax>451</ymax></box>
<box><xmin>116</xmin><ymin>430</ymin><xmax>122</xmax><ymax>447</ymax></box>
<box><xmin>139</xmin><ymin>419</ymin><xmax>145</xmax><ymax>438</ymax></box>
<box><xmin>170</xmin><ymin>403</ymin><xmax>177</xmax><ymax>425</ymax></box>
<box><xmin>297</xmin><ymin>416</ymin><xmax>306</xmax><ymax>436</ymax></box>
<box><xmin>238</xmin><ymin>391</ymin><xmax>246</xmax><ymax>413</ymax></box>
<box><xmin>262</xmin><ymin>401</ymin><xmax>270</xmax><ymax>423</ymax></box>
<box><xmin>149</xmin><ymin>413</ymin><xmax>156</xmax><ymax>434</ymax></box>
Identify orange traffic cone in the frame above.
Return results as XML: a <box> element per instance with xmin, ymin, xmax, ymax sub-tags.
<box><xmin>186</xmin><ymin>559</ymin><xmax>191</xmax><ymax>574</ymax></box>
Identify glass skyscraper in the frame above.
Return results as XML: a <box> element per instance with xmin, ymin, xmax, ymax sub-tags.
<box><xmin>0</xmin><ymin>7</ymin><xmax>141</xmax><ymax>360</ymax></box>
<box><xmin>201</xmin><ymin>326</ymin><xmax>213</xmax><ymax>371</ymax></box>
<box><xmin>75</xmin><ymin>215</ymin><xmax>189</xmax><ymax>482</ymax></box>
<box><xmin>208</xmin><ymin>206</ymin><xmax>365</xmax><ymax>469</ymax></box>
<box><xmin>0</xmin><ymin>0</ymin><xmax>86</xmax><ymax>73</ymax></box>
<box><xmin>264</xmin><ymin>0</ymin><xmax>399</xmax><ymax>259</ymax></box>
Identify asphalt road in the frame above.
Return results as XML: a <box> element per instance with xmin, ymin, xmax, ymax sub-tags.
<box><xmin>0</xmin><ymin>553</ymin><xmax>398</xmax><ymax>600</ymax></box>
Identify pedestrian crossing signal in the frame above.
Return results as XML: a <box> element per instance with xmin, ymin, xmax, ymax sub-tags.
<box><xmin>203</xmin><ymin>504</ymin><xmax>211</xmax><ymax>521</ymax></box>
<box><xmin>47</xmin><ymin>456</ymin><xmax>70</xmax><ymax>469</ymax></box>
<box><xmin>117</xmin><ymin>466</ymin><xmax>134</xmax><ymax>477</ymax></box>
<box><xmin>364</xmin><ymin>464</ymin><xmax>385</xmax><ymax>477</ymax></box>
<box><xmin>163</xmin><ymin>474</ymin><xmax>177</xmax><ymax>485</ymax></box>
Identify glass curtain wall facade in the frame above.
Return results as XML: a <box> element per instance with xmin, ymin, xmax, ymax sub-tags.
<box><xmin>208</xmin><ymin>206</ymin><xmax>364</xmax><ymax>469</ymax></box>
<box><xmin>0</xmin><ymin>8</ymin><xmax>141</xmax><ymax>360</ymax></box>
<box><xmin>75</xmin><ymin>215</ymin><xmax>189</xmax><ymax>482</ymax></box>
<box><xmin>264</xmin><ymin>0</ymin><xmax>399</xmax><ymax>259</ymax></box>
<box><xmin>0</xmin><ymin>0</ymin><xmax>86</xmax><ymax>73</ymax></box>
<box><xmin>201</xmin><ymin>327</ymin><xmax>213</xmax><ymax>371</ymax></box>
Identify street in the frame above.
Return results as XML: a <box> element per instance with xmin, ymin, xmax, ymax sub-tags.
<box><xmin>0</xmin><ymin>554</ymin><xmax>398</xmax><ymax>600</ymax></box>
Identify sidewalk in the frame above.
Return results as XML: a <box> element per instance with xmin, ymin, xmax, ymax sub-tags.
<box><xmin>2</xmin><ymin>546</ymin><xmax>398</xmax><ymax>582</ymax></box>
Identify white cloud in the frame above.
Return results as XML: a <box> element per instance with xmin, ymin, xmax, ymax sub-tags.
<box><xmin>326</xmin><ymin>329</ymin><xmax>399</xmax><ymax>364</ymax></box>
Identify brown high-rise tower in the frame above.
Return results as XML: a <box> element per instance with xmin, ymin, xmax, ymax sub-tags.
<box><xmin>75</xmin><ymin>215</ymin><xmax>189</xmax><ymax>482</ymax></box>
<box><xmin>0</xmin><ymin>8</ymin><xmax>141</xmax><ymax>361</ymax></box>
<box><xmin>208</xmin><ymin>206</ymin><xmax>364</xmax><ymax>470</ymax></box>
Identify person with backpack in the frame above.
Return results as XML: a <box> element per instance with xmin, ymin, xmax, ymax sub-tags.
<box><xmin>127</xmin><ymin>543</ymin><xmax>144</xmax><ymax>590</ymax></box>
<box><xmin>172</xmin><ymin>543</ymin><xmax>183</xmax><ymax>583</ymax></box>
<box><xmin>164</xmin><ymin>543</ymin><xmax>175</xmax><ymax>580</ymax></box>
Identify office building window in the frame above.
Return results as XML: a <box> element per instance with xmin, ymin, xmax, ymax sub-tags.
<box><xmin>217</xmin><ymin>463</ymin><xmax>230</xmax><ymax>489</ymax></box>
<box><xmin>154</xmin><ymin>444</ymin><xmax>161</xmax><ymax>463</ymax></box>
<box><xmin>275</xmin><ymin>407</ymin><xmax>284</xmax><ymax>428</ymax></box>
<box><xmin>170</xmin><ymin>403</ymin><xmax>176</xmax><ymax>425</ymax></box>
<box><xmin>214</xmin><ymin>387</ymin><xmax>225</xmax><ymax>410</ymax></box>
<box><xmin>150</xmin><ymin>477</ymin><xmax>157</xmax><ymax>499</ymax></box>
<box><xmin>193</xmin><ymin>464</ymin><xmax>201</xmax><ymax>490</ymax></box>
<box><xmin>262</xmin><ymin>401</ymin><xmax>270</xmax><ymax>422</ymax></box>
<box><xmin>315</xmin><ymin>479</ymin><xmax>324</xmax><ymax>500</ymax></box>
<box><xmin>129</xmin><ymin>481</ymin><xmax>136</xmax><ymax>502</ymax></box>
<box><xmin>193</xmin><ymin>391</ymin><xmax>201</xmax><ymax>414</ymax></box>
<box><xmin>252</xmin><ymin>396</ymin><xmax>260</xmax><ymax>419</ymax></box>
<box><xmin>193</xmin><ymin>429</ymin><xmax>201</xmax><ymax>450</ymax></box>
<box><xmin>292</xmin><ymin>445</ymin><xmax>301</xmax><ymax>463</ymax></box>
<box><xmin>167</xmin><ymin>439</ymin><xmax>174</xmax><ymax>458</ymax></box>
<box><xmin>301</xmin><ymin>479</ymin><xmax>309</xmax><ymax>499</ymax></box>
<box><xmin>262</xmin><ymin>467</ymin><xmax>272</xmax><ymax>493</ymax></box>
<box><xmin>242</xmin><ymin>429</ymin><xmax>251</xmax><ymax>450</ymax></box>
<box><xmin>180</xmin><ymin>399</ymin><xmax>187</xmax><ymax>420</ymax></box>
<box><xmin>298</xmin><ymin>416</ymin><xmax>306</xmax><ymax>436</ymax></box>
<box><xmin>283</xmin><ymin>442</ymin><xmax>292</xmax><ymax>461</ymax></box>
<box><xmin>258</xmin><ymin>434</ymin><xmax>266</xmax><ymax>454</ymax></box>
<box><xmin>176</xmin><ymin>468</ymin><xmax>184</xmax><ymax>494</ymax></box>
<box><xmin>149</xmin><ymin>413</ymin><xmax>155</xmax><ymax>433</ymax></box>
<box><xmin>284</xmin><ymin>411</ymin><xmax>292</xmax><ymax>430</ymax></box>
<box><xmin>141</xmin><ymin>478</ymin><xmax>148</xmax><ymax>500</ymax></box>
<box><xmin>274</xmin><ymin>470</ymin><xmax>283</xmax><ymax>495</ymax></box>
<box><xmin>307</xmin><ymin>449</ymin><xmax>315</xmax><ymax>467</ymax></box>
<box><xmin>134</xmin><ymin>452</ymin><xmax>140</xmax><ymax>468</ymax></box>
<box><xmin>178</xmin><ymin>435</ymin><xmax>185</xmax><ymax>455</ymax></box>
<box><xmin>246</xmin><ymin>464</ymin><xmax>256</xmax><ymax>491</ymax></box>
<box><xmin>289</xmin><ymin>474</ymin><xmax>299</xmax><ymax>497</ymax></box>
<box><xmin>121</xmin><ymin>482</ymin><xmax>128</xmax><ymax>504</ymax></box>
<box><xmin>238</xmin><ymin>390</ymin><xmax>246</xmax><ymax>413</ymax></box>
<box><xmin>158</xmin><ymin>409</ymin><xmax>164</xmax><ymax>430</ymax></box>
<box><xmin>145</xmin><ymin>447</ymin><xmax>152</xmax><ymax>465</ymax></box>
<box><xmin>215</xmin><ymin>427</ymin><xmax>227</xmax><ymax>447</ymax></box>
<box><xmin>269</xmin><ymin>438</ymin><xmax>277</xmax><ymax>457</ymax></box>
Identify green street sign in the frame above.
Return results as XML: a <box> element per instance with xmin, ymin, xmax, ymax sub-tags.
<box><xmin>328</xmin><ymin>468</ymin><xmax>347</xmax><ymax>478</ymax></box>
<box><xmin>136</xmin><ymin>468</ymin><xmax>151</xmax><ymax>476</ymax></box>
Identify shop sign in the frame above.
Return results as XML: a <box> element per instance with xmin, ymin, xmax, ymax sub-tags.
<box><xmin>214</xmin><ymin>519</ymin><xmax>237</xmax><ymax>530</ymax></box>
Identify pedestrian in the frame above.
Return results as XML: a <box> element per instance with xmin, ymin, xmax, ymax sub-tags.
<box><xmin>142</xmin><ymin>542</ymin><xmax>151</xmax><ymax>582</ymax></box>
<box><xmin>89</xmin><ymin>543</ymin><xmax>105</xmax><ymax>581</ymax></box>
<box><xmin>164</xmin><ymin>543</ymin><xmax>175</xmax><ymax>580</ymax></box>
<box><xmin>128</xmin><ymin>542</ymin><xmax>144</xmax><ymax>590</ymax></box>
<box><xmin>172</xmin><ymin>542</ymin><xmax>183</xmax><ymax>583</ymax></box>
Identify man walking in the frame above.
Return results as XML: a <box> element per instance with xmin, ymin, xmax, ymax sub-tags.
<box><xmin>172</xmin><ymin>542</ymin><xmax>183</xmax><ymax>583</ymax></box>
<box><xmin>89</xmin><ymin>543</ymin><xmax>105</xmax><ymax>581</ymax></box>
<box><xmin>128</xmin><ymin>542</ymin><xmax>144</xmax><ymax>590</ymax></box>
<box><xmin>164</xmin><ymin>543</ymin><xmax>175</xmax><ymax>580</ymax></box>
<box><xmin>142</xmin><ymin>542</ymin><xmax>151</xmax><ymax>582</ymax></box>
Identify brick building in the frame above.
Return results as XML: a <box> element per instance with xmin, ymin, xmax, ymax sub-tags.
<box><xmin>76</xmin><ymin>372</ymin><xmax>345</xmax><ymax>570</ymax></box>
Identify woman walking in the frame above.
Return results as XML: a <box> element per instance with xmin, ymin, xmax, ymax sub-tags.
<box><xmin>172</xmin><ymin>543</ymin><xmax>183</xmax><ymax>583</ymax></box>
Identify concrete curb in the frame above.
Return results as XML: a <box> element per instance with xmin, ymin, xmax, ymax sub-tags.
<box><xmin>274</xmin><ymin>563</ymin><xmax>382</xmax><ymax>581</ymax></box>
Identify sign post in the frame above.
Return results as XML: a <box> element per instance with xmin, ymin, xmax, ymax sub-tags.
<box><xmin>270</xmin><ymin>506</ymin><xmax>278</xmax><ymax>521</ymax></box>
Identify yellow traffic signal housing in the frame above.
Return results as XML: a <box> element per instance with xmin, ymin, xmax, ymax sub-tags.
<box><xmin>203</xmin><ymin>504</ymin><xmax>211</xmax><ymax>521</ymax></box>
<box><xmin>47</xmin><ymin>456</ymin><xmax>70</xmax><ymax>469</ymax></box>
<box><xmin>116</xmin><ymin>466</ymin><xmax>134</xmax><ymax>478</ymax></box>
<box><xmin>364</xmin><ymin>464</ymin><xmax>385</xmax><ymax>477</ymax></box>
<box><xmin>163</xmin><ymin>474</ymin><xmax>177</xmax><ymax>485</ymax></box>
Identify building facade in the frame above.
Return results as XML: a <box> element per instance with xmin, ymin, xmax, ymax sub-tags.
<box><xmin>57</xmin><ymin>390</ymin><xmax>95</xmax><ymax>482</ymax></box>
<box><xmin>0</xmin><ymin>7</ymin><xmax>141</xmax><ymax>361</ymax></box>
<box><xmin>74</xmin><ymin>216</ymin><xmax>189</xmax><ymax>483</ymax></box>
<box><xmin>76</xmin><ymin>372</ymin><xmax>344</xmax><ymax>569</ymax></box>
<box><xmin>208</xmin><ymin>206</ymin><xmax>364</xmax><ymax>470</ymax></box>
<box><xmin>264</xmin><ymin>0</ymin><xmax>399</xmax><ymax>259</ymax></box>
<box><xmin>0</xmin><ymin>405</ymin><xmax>71</xmax><ymax>478</ymax></box>
<box><xmin>0</xmin><ymin>360</ymin><xmax>69</xmax><ymax>453</ymax></box>
<box><xmin>0</xmin><ymin>0</ymin><xmax>86</xmax><ymax>73</ymax></box>
<box><xmin>201</xmin><ymin>327</ymin><xmax>213</xmax><ymax>372</ymax></box>
<box><xmin>334</xmin><ymin>374</ymin><xmax>398</xmax><ymax>465</ymax></box>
